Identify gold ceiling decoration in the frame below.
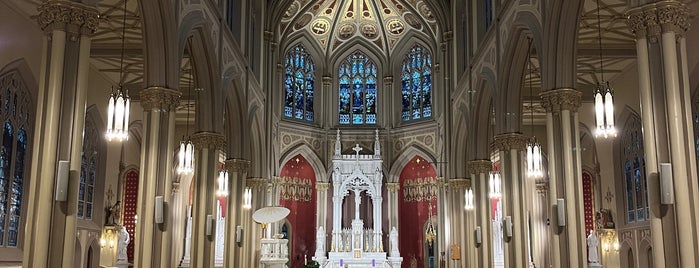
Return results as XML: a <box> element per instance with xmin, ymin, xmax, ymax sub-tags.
<box><xmin>280</xmin><ymin>0</ymin><xmax>437</xmax><ymax>55</ymax></box>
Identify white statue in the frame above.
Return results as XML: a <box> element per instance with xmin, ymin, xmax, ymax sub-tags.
<box><xmin>316</xmin><ymin>226</ymin><xmax>326</xmax><ymax>253</ymax></box>
<box><xmin>587</xmin><ymin>230</ymin><xmax>600</xmax><ymax>264</ymax></box>
<box><xmin>116</xmin><ymin>226</ymin><xmax>130</xmax><ymax>263</ymax></box>
<box><xmin>390</xmin><ymin>227</ymin><xmax>399</xmax><ymax>257</ymax></box>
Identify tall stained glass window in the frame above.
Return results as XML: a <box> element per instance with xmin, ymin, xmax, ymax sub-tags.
<box><xmin>0</xmin><ymin>70</ymin><xmax>31</xmax><ymax>247</ymax></box>
<box><xmin>401</xmin><ymin>45</ymin><xmax>432</xmax><ymax>121</ymax></box>
<box><xmin>79</xmin><ymin>117</ymin><xmax>99</xmax><ymax>220</ymax></box>
<box><xmin>339</xmin><ymin>51</ymin><xmax>377</xmax><ymax>125</ymax></box>
<box><xmin>485</xmin><ymin>0</ymin><xmax>494</xmax><ymax>30</ymax></box>
<box><xmin>284</xmin><ymin>45</ymin><xmax>315</xmax><ymax>121</ymax></box>
<box><xmin>621</xmin><ymin>115</ymin><xmax>648</xmax><ymax>223</ymax></box>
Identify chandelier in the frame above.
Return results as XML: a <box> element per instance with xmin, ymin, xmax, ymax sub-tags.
<box><xmin>525</xmin><ymin>37</ymin><xmax>543</xmax><ymax>179</ymax></box>
<box><xmin>217</xmin><ymin>170</ymin><xmax>228</xmax><ymax>196</ymax></box>
<box><xmin>243</xmin><ymin>187</ymin><xmax>252</xmax><ymax>209</ymax></box>
<box><xmin>425</xmin><ymin>204</ymin><xmax>436</xmax><ymax>246</ymax></box>
<box><xmin>489</xmin><ymin>171</ymin><xmax>501</xmax><ymax>199</ymax></box>
<box><xmin>464</xmin><ymin>187</ymin><xmax>474</xmax><ymax>210</ymax></box>
<box><xmin>593</xmin><ymin>0</ymin><xmax>616</xmax><ymax>138</ymax></box>
<box><xmin>105</xmin><ymin>0</ymin><xmax>131</xmax><ymax>142</ymax></box>
<box><xmin>177</xmin><ymin>59</ymin><xmax>195</xmax><ymax>175</ymax></box>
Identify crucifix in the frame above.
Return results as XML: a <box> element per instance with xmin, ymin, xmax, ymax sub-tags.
<box><xmin>352</xmin><ymin>144</ymin><xmax>362</xmax><ymax>165</ymax></box>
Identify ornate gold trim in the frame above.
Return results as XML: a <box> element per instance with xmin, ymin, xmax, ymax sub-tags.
<box><xmin>191</xmin><ymin>131</ymin><xmax>226</xmax><ymax>150</ymax></box>
<box><xmin>316</xmin><ymin>182</ymin><xmax>330</xmax><ymax>191</ymax></box>
<box><xmin>492</xmin><ymin>133</ymin><xmax>528</xmax><ymax>151</ymax></box>
<box><xmin>38</xmin><ymin>0</ymin><xmax>99</xmax><ymax>36</ymax></box>
<box><xmin>140</xmin><ymin>87</ymin><xmax>182</xmax><ymax>112</ymax></box>
<box><xmin>467</xmin><ymin>159</ymin><xmax>492</xmax><ymax>175</ymax></box>
<box><xmin>539</xmin><ymin>88</ymin><xmax>582</xmax><ymax>113</ymax></box>
<box><xmin>225</xmin><ymin>158</ymin><xmax>251</xmax><ymax>173</ymax></box>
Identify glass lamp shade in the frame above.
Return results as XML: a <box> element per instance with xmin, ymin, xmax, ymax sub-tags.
<box><xmin>243</xmin><ymin>187</ymin><xmax>252</xmax><ymax>209</ymax></box>
<box><xmin>489</xmin><ymin>172</ymin><xmax>501</xmax><ymax>199</ymax></box>
<box><xmin>464</xmin><ymin>188</ymin><xmax>474</xmax><ymax>210</ymax></box>
<box><xmin>526</xmin><ymin>139</ymin><xmax>543</xmax><ymax>178</ymax></box>
<box><xmin>105</xmin><ymin>87</ymin><xmax>130</xmax><ymax>141</ymax></box>
<box><xmin>177</xmin><ymin>139</ymin><xmax>195</xmax><ymax>175</ymax></box>
<box><xmin>217</xmin><ymin>170</ymin><xmax>229</xmax><ymax>196</ymax></box>
<box><xmin>594</xmin><ymin>82</ymin><xmax>616</xmax><ymax>138</ymax></box>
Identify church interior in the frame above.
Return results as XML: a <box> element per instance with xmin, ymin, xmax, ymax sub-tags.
<box><xmin>2</xmin><ymin>0</ymin><xmax>699</xmax><ymax>267</ymax></box>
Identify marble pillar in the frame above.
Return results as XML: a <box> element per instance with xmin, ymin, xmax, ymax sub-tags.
<box><xmin>468</xmin><ymin>160</ymin><xmax>493</xmax><ymax>268</ymax></box>
<box><xmin>223</xmin><ymin>158</ymin><xmax>250</xmax><ymax>268</ymax></box>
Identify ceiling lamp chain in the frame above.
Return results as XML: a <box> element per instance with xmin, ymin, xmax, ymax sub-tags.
<box><xmin>593</xmin><ymin>0</ymin><xmax>616</xmax><ymax>138</ymax></box>
<box><xmin>105</xmin><ymin>0</ymin><xmax>131</xmax><ymax>142</ymax></box>
<box><xmin>525</xmin><ymin>38</ymin><xmax>543</xmax><ymax>179</ymax></box>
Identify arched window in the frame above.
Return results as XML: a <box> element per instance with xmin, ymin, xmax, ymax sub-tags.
<box><xmin>0</xmin><ymin>70</ymin><xmax>31</xmax><ymax>247</ymax></box>
<box><xmin>401</xmin><ymin>45</ymin><xmax>432</xmax><ymax>121</ymax></box>
<box><xmin>621</xmin><ymin>115</ymin><xmax>648</xmax><ymax>223</ymax></box>
<box><xmin>339</xmin><ymin>51</ymin><xmax>377</xmax><ymax>125</ymax></box>
<box><xmin>78</xmin><ymin>117</ymin><xmax>99</xmax><ymax>220</ymax></box>
<box><xmin>692</xmin><ymin>92</ymin><xmax>699</xmax><ymax>171</ymax></box>
<box><xmin>484</xmin><ymin>0</ymin><xmax>494</xmax><ymax>29</ymax></box>
<box><xmin>284</xmin><ymin>45</ymin><xmax>315</xmax><ymax>121</ymax></box>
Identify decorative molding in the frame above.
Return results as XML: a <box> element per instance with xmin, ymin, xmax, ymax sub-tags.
<box><xmin>386</xmin><ymin>182</ymin><xmax>400</xmax><ymax>192</ymax></box>
<box><xmin>391</xmin><ymin>126</ymin><xmax>438</xmax><ymax>157</ymax></box>
<box><xmin>246</xmin><ymin>177</ymin><xmax>268</xmax><ymax>189</ymax></box>
<box><xmin>191</xmin><ymin>131</ymin><xmax>226</xmax><ymax>150</ymax></box>
<box><xmin>139</xmin><ymin>87</ymin><xmax>182</xmax><ymax>112</ymax></box>
<box><xmin>539</xmin><ymin>88</ymin><xmax>582</xmax><ymax>113</ymax></box>
<box><xmin>225</xmin><ymin>158</ymin><xmax>251</xmax><ymax>173</ymax></box>
<box><xmin>535</xmin><ymin>181</ymin><xmax>548</xmax><ymax>195</ymax></box>
<box><xmin>492</xmin><ymin>133</ymin><xmax>528</xmax><ymax>151</ymax></box>
<box><xmin>316</xmin><ymin>182</ymin><xmax>330</xmax><ymax>191</ymax></box>
<box><xmin>626</xmin><ymin>1</ymin><xmax>690</xmax><ymax>41</ymax></box>
<box><xmin>37</xmin><ymin>0</ymin><xmax>99</xmax><ymax>36</ymax></box>
<box><xmin>402</xmin><ymin>177</ymin><xmax>438</xmax><ymax>202</ymax></box>
<box><xmin>467</xmin><ymin>159</ymin><xmax>492</xmax><ymax>175</ymax></box>
<box><xmin>277</xmin><ymin>177</ymin><xmax>313</xmax><ymax>202</ymax></box>
<box><xmin>449</xmin><ymin>178</ymin><xmax>469</xmax><ymax>191</ymax></box>
<box><xmin>279</xmin><ymin>127</ymin><xmax>324</xmax><ymax>156</ymax></box>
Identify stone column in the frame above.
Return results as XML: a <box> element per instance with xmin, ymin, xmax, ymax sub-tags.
<box><xmin>382</xmin><ymin>76</ymin><xmax>394</xmax><ymax>126</ymax></box>
<box><xmin>316</xmin><ymin>182</ymin><xmax>330</xmax><ymax>230</ymax></box>
<box><xmin>23</xmin><ymin>2</ymin><xmax>98</xmax><ymax>266</ymax></box>
<box><xmin>243</xmin><ymin>177</ymin><xmax>267</xmax><ymax>268</ymax></box>
<box><xmin>386</xmin><ymin>182</ymin><xmax>400</xmax><ymax>231</ymax></box>
<box><xmin>533</xmin><ymin>181</ymin><xmax>549</xmax><ymax>268</ymax></box>
<box><xmin>190</xmin><ymin>132</ymin><xmax>226</xmax><ymax>268</ymax></box>
<box><xmin>627</xmin><ymin>3</ymin><xmax>696</xmax><ymax>267</ymax></box>
<box><xmin>468</xmin><ymin>160</ymin><xmax>493</xmax><ymax>268</ymax></box>
<box><xmin>540</xmin><ymin>88</ymin><xmax>584</xmax><ymax>268</ymax></box>
<box><xmin>132</xmin><ymin>87</ymin><xmax>181</xmax><ymax>268</ymax></box>
<box><xmin>436</xmin><ymin>177</ymin><xmax>448</xmax><ymax>266</ymax></box>
<box><xmin>223</xmin><ymin>158</ymin><xmax>250</xmax><ymax>268</ymax></box>
<box><xmin>449</xmin><ymin>178</ymin><xmax>469</xmax><ymax>268</ymax></box>
<box><xmin>492</xmin><ymin>133</ymin><xmax>528</xmax><ymax>268</ymax></box>
<box><xmin>322</xmin><ymin>76</ymin><xmax>332</xmax><ymax>127</ymax></box>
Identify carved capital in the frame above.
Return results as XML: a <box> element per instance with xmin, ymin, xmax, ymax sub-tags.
<box><xmin>383</xmin><ymin>76</ymin><xmax>394</xmax><ymax>84</ymax></box>
<box><xmin>657</xmin><ymin>3</ymin><xmax>689</xmax><ymax>34</ymax></box>
<box><xmin>627</xmin><ymin>13</ymin><xmax>647</xmax><ymax>38</ymax></box>
<box><xmin>535</xmin><ymin>181</ymin><xmax>549</xmax><ymax>195</ymax></box>
<box><xmin>436</xmin><ymin>177</ymin><xmax>446</xmax><ymax>188</ymax></box>
<box><xmin>492</xmin><ymin>133</ymin><xmax>528</xmax><ymax>151</ymax></box>
<box><xmin>246</xmin><ymin>177</ymin><xmax>268</xmax><ymax>189</ymax></box>
<box><xmin>139</xmin><ymin>87</ymin><xmax>182</xmax><ymax>112</ymax></box>
<box><xmin>539</xmin><ymin>88</ymin><xmax>582</xmax><ymax>113</ymax></box>
<box><xmin>449</xmin><ymin>178</ymin><xmax>470</xmax><ymax>191</ymax></box>
<box><xmin>323</xmin><ymin>76</ymin><xmax>333</xmax><ymax>84</ymax></box>
<box><xmin>467</xmin><ymin>159</ymin><xmax>492</xmax><ymax>175</ymax></box>
<box><xmin>191</xmin><ymin>131</ymin><xmax>226</xmax><ymax>150</ymax></box>
<box><xmin>386</xmin><ymin>182</ymin><xmax>400</xmax><ymax>192</ymax></box>
<box><xmin>225</xmin><ymin>158</ymin><xmax>251</xmax><ymax>173</ymax></box>
<box><xmin>627</xmin><ymin>1</ymin><xmax>690</xmax><ymax>41</ymax></box>
<box><xmin>38</xmin><ymin>1</ymin><xmax>99</xmax><ymax>36</ymax></box>
<box><xmin>316</xmin><ymin>182</ymin><xmax>330</xmax><ymax>191</ymax></box>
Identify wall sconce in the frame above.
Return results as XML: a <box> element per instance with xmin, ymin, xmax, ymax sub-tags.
<box><xmin>243</xmin><ymin>187</ymin><xmax>252</xmax><ymax>209</ymax></box>
<box><xmin>100</xmin><ymin>228</ymin><xmax>117</xmax><ymax>249</ymax></box>
<box><xmin>100</xmin><ymin>238</ymin><xmax>107</xmax><ymax>248</ymax></box>
<box><xmin>599</xmin><ymin>228</ymin><xmax>619</xmax><ymax>253</ymax></box>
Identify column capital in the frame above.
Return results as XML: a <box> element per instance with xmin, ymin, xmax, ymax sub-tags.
<box><xmin>535</xmin><ymin>180</ymin><xmax>549</xmax><ymax>195</ymax></box>
<box><xmin>191</xmin><ymin>131</ymin><xmax>226</xmax><ymax>150</ymax></box>
<box><xmin>316</xmin><ymin>182</ymin><xmax>330</xmax><ymax>191</ymax></box>
<box><xmin>539</xmin><ymin>88</ymin><xmax>582</xmax><ymax>113</ymax></box>
<box><xmin>383</xmin><ymin>76</ymin><xmax>394</xmax><ymax>84</ymax></box>
<box><xmin>492</xmin><ymin>133</ymin><xmax>528</xmax><ymax>151</ymax></box>
<box><xmin>627</xmin><ymin>1</ymin><xmax>690</xmax><ymax>40</ymax></box>
<box><xmin>140</xmin><ymin>87</ymin><xmax>182</xmax><ymax>112</ymax></box>
<box><xmin>436</xmin><ymin>177</ymin><xmax>446</xmax><ymax>187</ymax></box>
<box><xmin>386</xmin><ymin>182</ymin><xmax>400</xmax><ymax>192</ymax></box>
<box><xmin>224</xmin><ymin>158</ymin><xmax>251</xmax><ymax>173</ymax></box>
<box><xmin>172</xmin><ymin>182</ymin><xmax>180</xmax><ymax>194</ymax></box>
<box><xmin>37</xmin><ymin>0</ymin><xmax>99</xmax><ymax>36</ymax></box>
<box><xmin>467</xmin><ymin>159</ymin><xmax>492</xmax><ymax>175</ymax></box>
<box><xmin>449</xmin><ymin>178</ymin><xmax>470</xmax><ymax>191</ymax></box>
<box><xmin>322</xmin><ymin>76</ymin><xmax>333</xmax><ymax>84</ymax></box>
<box><xmin>246</xmin><ymin>177</ymin><xmax>268</xmax><ymax>189</ymax></box>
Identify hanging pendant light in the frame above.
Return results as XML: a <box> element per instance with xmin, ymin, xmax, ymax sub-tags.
<box><xmin>593</xmin><ymin>0</ymin><xmax>616</xmax><ymax>138</ymax></box>
<box><xmin>217</xmin><ymin>170</ymin><xmax>229</xmax><ymax>196</ymax></box>
<box><xmin>489</xmin><ymin>171</ymin><xmax>501</xmax><ymax>199</ymax></box>
<box><xmin>243</xmin><ymin>187</ymin><xmax>252</xmax><ymax>209</ymax></box>
<box><xmin>105</xmin><ymin>0</ymin><xmax>131</xmax><ymax>142</ymax></box>
<box><xmin>177</xmin><ymin>53</ymin><xmax>195</xmax><ymax>175</ymax></box>
<box><xmin>524</xmin><ymin>38</ymin><xmax>543</xmax><ymax>179</ymax></box>
<box><xmin>464</xmin><ymin>188</ymin><xmax>474</xmax><ymax>211</ymax></box>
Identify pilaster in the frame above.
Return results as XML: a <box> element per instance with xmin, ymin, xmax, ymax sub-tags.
<box><xmin>467</xmin><ymin>159</ymin><xmax>493</xmax><ymax>268</ymax></box>
<box><xmin>223</xmin><ymin>158</ymin><xmax>250</xmax><ymax>268</ymax></box>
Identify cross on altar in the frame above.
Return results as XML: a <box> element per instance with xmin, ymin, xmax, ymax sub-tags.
<box><xmin>353</xmin><ymin>144</ymin><xmax>362</xmax><ymax>165</ymax></box>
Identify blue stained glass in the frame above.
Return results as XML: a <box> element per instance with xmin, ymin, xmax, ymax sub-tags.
<box><xmin>0</xmin><ymin>122</ymin><xmax>13</xmax><ymax>244</ymax></box>
<box><xmin>401</xmin><ymin>45</ymin><xmax>432</xmax><ymax>121</ymax></box>
<box><xmin>4</xmin><ymin>89</ymin><xmax>9</xmax><ymax>115</ymax></box>
<box><xmin>9</xmin><ymin>129</ymin><xmax>25</xmax><ymax>245</ymax></box>
<box><xmin>283</xmin><ymin>45</ymin><xmax>315</xmax><ymax>122</ymax></box>
<box><xmin>338</xmin><ymin>51</ymin><xmax>377</xmax><ymax>124</ymax></box>
<box><xmin>621</xmin><ymin>117</ymin><xmax>648</xmax><ymax>223</ymax></box>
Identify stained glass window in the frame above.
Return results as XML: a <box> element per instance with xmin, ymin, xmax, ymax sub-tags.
<box><xmin>79</xmin><ymin>117</ymin><xmax>99</xmax><ymax>220</ymax></box>
<box><xmin>621</xmin><ymin>115</ymin><xmax>648</xmax><ymax>223</ymax></box>
<box><xmin>485</xmin><ymin>0</ymin><xmax>494</xmax><ymax>30</ymax></box>
<box><xmin>339</xmin><ymin>51</ymin><xmax>377</xmax><ymax>125</ymax></box>
<box><xmin>0</xmin><ymin>70</ymin><xmax>31</xmax><ymax>247</ymax></box>
<box><xmin>401</xmin><ymin>45</ymin><xmax>432</xmax><ymax>122</ymax></box>
<box><xmin>284</xmin><ymin>45</ymin><xmax>315</xmax><ymax>122</ymax></box>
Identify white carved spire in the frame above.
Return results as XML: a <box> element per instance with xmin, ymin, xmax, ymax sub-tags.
<box><xmin>334</xmin><ymin>129</ymin><xmax>342</xmax><ymax>156</ymax></box>
<box><xmin>374</xmin><ymin>129</ymin><xmax>381</xmax><ymax>157</ymax></box>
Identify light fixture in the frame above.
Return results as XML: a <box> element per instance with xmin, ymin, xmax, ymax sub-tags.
<box><xmin>524</xmin><ymin>37</ymin><xmax>543</xmax><ymax>179</ymax></box>
<box><xmin>105</xmin><ymin>0</ymin><xmax>131</xmax><ymax>142</ymax></box>
<box><xmin>177</xmin><ymin>57</ymin><xmax>195</xmax><ymax>175</ymax></box>
<box><xmin>217</xmin><ymin>170</ymin><xmax>229</xmax><ymax>196</ymax></box>
<box><xmin>489</xmin><ymin>171</ymin><xmax>501</xmax><ymax>199</ymax></box>
<box><xmin>243</xmin><ymin>187</ymin><xmax>252</xmax><ymax>209</ymax></box>
<box><xmin>593</xmin><ymin>0</ymin><xmax>616</xmax><ymax>138</ymax></box>
<box><xmin>425</xmin><ymin>204</ymin><xmax>436</xmax><ymax>246</ymax></box>
<box><xmin>100</xmin><ymin>237</ymin><xmax>107</xmax><ymax>248</ymax></box>
<box><xmin>464</xmin><ymin>188</ymin><xmax>474</xmax><ymax>210</ymax></box>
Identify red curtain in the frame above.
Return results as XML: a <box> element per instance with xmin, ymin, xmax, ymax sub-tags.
<box><xmin>122</xmin><ymin>169</ymin><xmax>139</xmax><ymax>263</ymax></box>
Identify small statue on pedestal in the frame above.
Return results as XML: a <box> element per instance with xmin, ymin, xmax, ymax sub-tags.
<box><xmin>116</xmin><ymin>226</ymin><xmax>130</xmax><ymax>264</ymax></box>
<box><xmin>587</xmin><ymin>230</ymin><xmax>600</xmax><ymax>265</ymax></box>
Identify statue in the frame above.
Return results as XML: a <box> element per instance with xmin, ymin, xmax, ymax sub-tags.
<box><xmin>106</xmin><ymin>201</ymin><xmax>121</xmax><ymax>226</ymax></box>
<box><xmin>116</xmin><ymin>226</ymin><xmax>130</xmax><ymax>263</ymax></box>
<box><xmin>587</xmin><ymin>230</ymin><xmax>600</xmax><ymax>264</ymax></box>
<box><xmin>390</xmin><ymin>227</ymin><xmax>399</xmax><ymax>257</ymax></box>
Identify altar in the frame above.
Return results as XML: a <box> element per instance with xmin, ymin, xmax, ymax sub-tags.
<box><xmin>314</xmin><ymin>130</ymin><xmax>402</xmax><ymax>268</ymax></box>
